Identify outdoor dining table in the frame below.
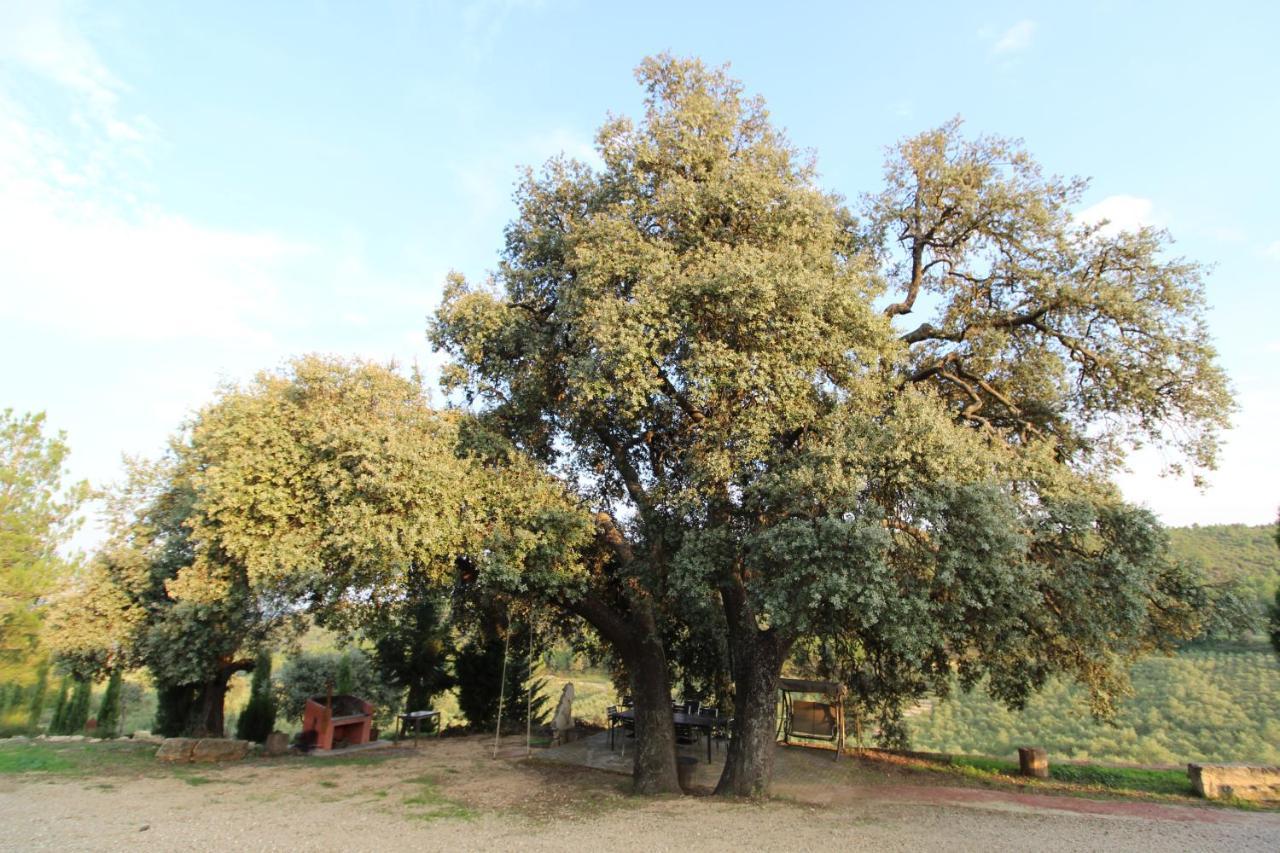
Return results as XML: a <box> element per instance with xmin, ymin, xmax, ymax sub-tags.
<box><xmin>395</xmin><ymin>709</ymin><xmax>441</xmax><ymax>744</ymax></box>
<box><xmin>607</xmin><ymin>708</ymin><xmax>727</xmax><ymax>763</ymax></box>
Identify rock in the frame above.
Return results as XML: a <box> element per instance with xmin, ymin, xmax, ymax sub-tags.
<box><xmin>1189</xmin><ymin>763</ymin><xmax>1280</xmax><ymax>803</ymax></box>
<box><xmin>263</xmin><ymin>731</ymin><xmax>290</xmax><ymax>756</ymax></box>
<box><xmin>190</xmin><ymin>738</ymin><xmax>251</xmax><ymax>763</ymax></box>
<box><xmin>7</xmin><ymin>735</ymin><xmax>30</xmax><ymax>743</ymax></box>
<box><xmin>550</xmin><ymin>682</ymin><xmax>575</xmax><ymax>746</ymax></box>
<box><xmin>155</xmin><ymin>737</ymin><xmax>198</xmax><ymax>763</ymax></box>
<box><xmin>1018</xmin><ymin>746</ymin><xmax>1049</xmax><ymax>779</ymax></box>
<box><xmin>47</xmin><ymin>735</ymin><xmax>86</xmax><ymax>743</ymax></box>
<box><xmin>131</xmin><ymin>730</ymin><xmax>153</xmax><ymax>740</ymax></box>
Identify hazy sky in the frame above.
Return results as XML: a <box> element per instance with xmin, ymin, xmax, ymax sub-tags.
<box><xmin>2</xmin><ymin>0</ymin><xmax>1277</xmax><ymax>549</ymax></box>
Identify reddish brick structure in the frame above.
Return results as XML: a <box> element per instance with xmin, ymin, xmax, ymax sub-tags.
<box><xmin>302</xmin><ymin>694</ymin><xmax>374</xmax><ymax>750</ymax></box>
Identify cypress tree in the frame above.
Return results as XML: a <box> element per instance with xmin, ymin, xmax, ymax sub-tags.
<box><xmin>63</xmin><ymin>678</ymin><xmax>92</xmax><ymax>733</ymax></box>
<box><xmin>25</xmin><ymin>662</ymin><xmax>49</xmax><ymax>731</ymax></box>
<box><xmin>235</xmin><ymin>652</ymin><xmax>276</xmax><ymax>743</ymax></box>
<box><xmin>95</xmin><ymin>670</ymin><xmax>123</xmax><ymax>738</ymax></box>
<box><xmin>48</xmin><ymin>676</ymin><xmax>71</xmax><ymax>734</ymax></box>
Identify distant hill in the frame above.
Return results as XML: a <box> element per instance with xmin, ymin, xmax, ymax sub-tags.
<box><xmin>1167</xmin><ymin>523</ymin><xmax>1279</xmax><ymax>610</ymax></box>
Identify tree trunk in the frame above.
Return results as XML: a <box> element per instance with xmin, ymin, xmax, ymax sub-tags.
<box><xmin>564</xmin><ymin>590</ymin><xmax>681</xmax><ymax>795</ymax></box>
<box><xmin>624</xmin><ymin>615</ymin><xmax>681</xmax><ymax>795</ymax></box>
<box><xmin>715</xmin><ymin>581</ymin><xmax>789</xmax><ymax>798</ymax></box>
<box><xmin>192</xmin><ymin>673</ymin><xmax>231</xmax><ymax>737</ymax></box>
<box><xmin>191</xmin><ymin>660</ymin><xmax>254</xmax><ymax>738</ymax></box>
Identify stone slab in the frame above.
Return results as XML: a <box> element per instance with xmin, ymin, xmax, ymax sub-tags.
<box><xmin>155</xmin><ymin>737</ymin><xmax>198</xmax><ymax>763</ymax></box>
<box><xmin>1188</xmin><ymin>763</ymin><xmax>1280</xmax><ymax>802</ymax></box>
<box><xmin>190</xmin><ymin>738</ymin><xmax>251</xmax><ymax>762</ymax></box>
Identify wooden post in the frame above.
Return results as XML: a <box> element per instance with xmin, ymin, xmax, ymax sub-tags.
<box><xmin>1018</xmin><ymin>746</ymin><xmax>1049</xmax><ymax>778</ymax></box>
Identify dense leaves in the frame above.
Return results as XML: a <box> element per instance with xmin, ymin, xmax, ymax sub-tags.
<box><xmin>433</xmin><ymin>55</ymin><xmax>1230</xmax><ymax>796</ymax></box>
<box><xmin>0</xmin><ymin>410</ymin><xmax>88</xmax><ymax>680</ymax></box>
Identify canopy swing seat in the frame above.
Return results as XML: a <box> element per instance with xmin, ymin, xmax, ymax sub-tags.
<box><xmin>776</xmin><ymin>677</ymin><xmax>847</xmax><ymax>760</ymax></box>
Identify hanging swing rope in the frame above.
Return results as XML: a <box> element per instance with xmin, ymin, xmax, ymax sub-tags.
<box><xmin>492</xmin><ymin>615</ymin><xmax>513</xmax><ymax>760</ymax></box>
<box><xmin>525</xmin><ymin>621</ymin><xmax>536</xmax><ymax>757</ymax></box>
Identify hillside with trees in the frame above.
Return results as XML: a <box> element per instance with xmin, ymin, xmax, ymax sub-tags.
<box><xmin>1167</xmin><ymin>523</ymin><xmax>1279</xmax><ymax>611</ymax></box>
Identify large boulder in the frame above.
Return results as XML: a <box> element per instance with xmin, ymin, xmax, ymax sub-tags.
<box><xmin>156</xmin><ymin>738</ymin><xmax>198</xmax><ymax>763</ymax></box>
<box><xmin>263</xmin><ymin>731</ymin><xmax>290</xmax><ymax>757</ymax></box>
<box><xmin>1189</xmin><ymin>763</ymin><xmax>1280</xmax><ymax>803</ymax></box>
<box><xmin>190</xmin><ymin>738</ymin><xmax>251</xmax><ymax>763</ymax></box>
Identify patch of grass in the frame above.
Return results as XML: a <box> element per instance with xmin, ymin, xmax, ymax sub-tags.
<box><xmin>400</xmin><ymin>774</ymin><xmax>476</xmax><ymax>822</ymax></box>
<box><xmin>0</xmin><ymin>746</ymin><xmax>76</xmax><ymax>775</ymax></box>
<box><xmin>945</xmin><ymin>755</ymin><xmax>1192</xmax><ymax>797</ymax></box>
<box><xmin>318</xmin><ymin>779</ymin><xmax>339</xmax><ymax>788</ymax></box>
<box><xmin>180</xmin><ymin>775</ymin><xmax>215</xmax><ymax>786</ymax></box>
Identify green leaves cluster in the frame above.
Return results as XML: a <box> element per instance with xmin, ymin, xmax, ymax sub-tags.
<box><xmin>431</xmin><ymin>55</ymin><xmax>1232</xmax><ymax>776</ymax></box>
<box><xmin>0</xmin><ymin>409</ymin><xmax>88</xmax><ymax>680</ymax></box>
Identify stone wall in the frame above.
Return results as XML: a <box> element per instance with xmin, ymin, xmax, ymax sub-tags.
<box><xmin>1188</xmin><ymin>763</ymin><xmax>1280</xmax><ymax>803</ymax></box>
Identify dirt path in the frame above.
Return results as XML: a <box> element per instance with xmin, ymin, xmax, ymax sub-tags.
<box><xmin>1</xmin><ymin>737</ymin><xmax>1277</xmax><ymax>852</ymax></box>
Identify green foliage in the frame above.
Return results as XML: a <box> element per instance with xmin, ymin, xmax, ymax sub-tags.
<box><xmin>335</xmin><ymin>655</ymin><xmax>354</xmax><ymax>696</ymax></box>
<box><xmin>366</xmin><ymin>568</ymin><xmax>453</xmax><ymax>712</ymax></box>
<box><xmin>431</xmin><ymin>58</ymin><xmax>1228</xmax><ymax>797</ymax></box>
<box><xmin>1167</xmin><ymin>523</ymin><xmax>1280</xmax><ymax>643</ymax></box>
<box><xmin>276</xmin><ymin>649</ymin><xmax>400</xmax><ymax>727</ymax></box>
<box><xmin>55</xmin><ymin>677</ymin><xmax>91</xmax><ymax>735</ymax></box>
<box><xmin>1269</xmin><ymin>586</ymin><xmax>1280</xmax><ymax>659</ymax></box>
<box><xmin>1167</xmin><ymin>524</ymin><xmax>1280</xmax><ymax>611</ymax></box>
<box><xmin>0</xmin><ymin>409</ymin><xmax>88</xmax><ymax>680</ymax></box>
<box><xmin>235</xmin><ymin>652</ymin><xmax>276</xmax><ymax>743</ymax></box>
<box><xmin>908</xmin><ymin>649</ymin><xmax>1280</xmax><ymax>765</ymax></box>
<box><xmin>94</xmin><ymin>670</ymin><xmax>123</xmax><ymax>737</ymax></box>
<box><xmin>454</xmin><ymin>621</ymin><xmax>547</xmax><ymax>731</ymax></box>
<box><xmin>48</xmin><ymin>675</ymin><xmax>70</xmax><ymax>735</ymax></box>
<box><xmin>25</xmin><ymin>661</ymin><xmax>48</xmax><ymax>731</ymax></box>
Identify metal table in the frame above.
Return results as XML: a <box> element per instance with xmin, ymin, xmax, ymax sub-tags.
<box><xmin>607</xmin><ymin>708</ymin><xmax>728</xmax><ymax>763</ymax></box>
<box><xmin>395</xmin><ymin>710</ymin><xmax>441</xmax><ymax>744</ymax></box>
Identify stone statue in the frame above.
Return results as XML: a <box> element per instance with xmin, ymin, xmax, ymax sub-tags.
<box><xmin>550</xmin><ymin>682</ymin><xmax>575</xmax><ymax>746</ymax></box>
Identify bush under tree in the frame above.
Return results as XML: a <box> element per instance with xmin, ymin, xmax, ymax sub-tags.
<box><xmin>235</xmin><ymin>651</ymin><xmax>277</xmax><ymax>743</ymax></box>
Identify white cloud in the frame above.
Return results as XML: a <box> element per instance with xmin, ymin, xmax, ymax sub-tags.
<box><xmin>1076</xmin><ymin>195</ymin><xmax>1158</xmax><ymax>237</ymax></box>
<box><xmin>987</xmin><ymin>20</ymin><xmax>1037</xmax><ymax>56</ymax></box>
<box><xmin>1263</xmin><ymin>240</ymin><xmax>1280</xmax><ymax>260</ymax></box>
<box><xmin>0</xmin><ymin>0</ymin><xmax>148</xmax><ymax>142</ymax></box>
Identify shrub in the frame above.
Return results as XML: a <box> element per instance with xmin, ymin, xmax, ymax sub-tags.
<box><xmin>235</xmin><ymin>652</ymin><xmax>277</xmax><ymax>743</ymax></box>
<box><xmin>454</xmin><ymin>621</ymin><xmax>547</xmax><ymax>732</ymax></box>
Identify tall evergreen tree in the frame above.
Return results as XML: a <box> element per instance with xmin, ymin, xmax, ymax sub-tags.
<box><xmin>95</xmin><ymin>669</ymin><xmax>123</xmax><ymax>737</ymax></box>
<box><xmin>47</xmin><ymin>675</ymin><xmax>70</xmax><ymax>734</ymax></box>
<box><xmin>235</xmin><ymin>652</ymin><xmax>276</xmax><ymax>743</ymax></box>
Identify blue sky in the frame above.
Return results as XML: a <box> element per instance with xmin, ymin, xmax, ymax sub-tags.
<box><xmin>1</xmin><ymin>0</ymin><xmax>1277</xmax><ymax>549</ymax></box>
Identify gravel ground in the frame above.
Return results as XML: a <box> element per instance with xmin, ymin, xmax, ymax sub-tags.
<box><xmin>1</xmin><ymin>737</ymin><xmax>1277</xmax><ymax>852</ymax></box>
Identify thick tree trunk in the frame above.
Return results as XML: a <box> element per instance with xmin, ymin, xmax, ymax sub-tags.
<box><xmin>565</xmin><ymin>589</ymin><xmax>681</xmax><ymax>795</ymax></box>
<box><xmin>191</xmin><ymin>660</ymin><xmax>254</xmax><ymax>738</ymax></box>
<box><xmin>192</xmin><ymin>673</ymin><xmax>231</xmax><ymax>738</ymax></box>
<box><xmin>715</xmin><ymin>581</ymin><xmax>789</xmax><ymax>798</ymax></box>
<box><xmin>624</xmin><ymin>613</ymin><xmax>681</xmax><ymax>795</ymax></box>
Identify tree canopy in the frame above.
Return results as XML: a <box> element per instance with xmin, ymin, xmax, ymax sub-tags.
<box><xmin>0</xmin><ymin>409</ymin><xmax>88</xmax><ymax>682</ymax></box>
<box><xmin>432</xmin><ymin>55</ymin><xmax>1231</xmax><ymax>796</ymax></box>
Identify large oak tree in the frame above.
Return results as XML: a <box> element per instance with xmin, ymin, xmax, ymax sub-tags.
<box><xmin>433</xmin><ymin>56</ymin><xmax>1232</xmax><ymax>796</ymax></box>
